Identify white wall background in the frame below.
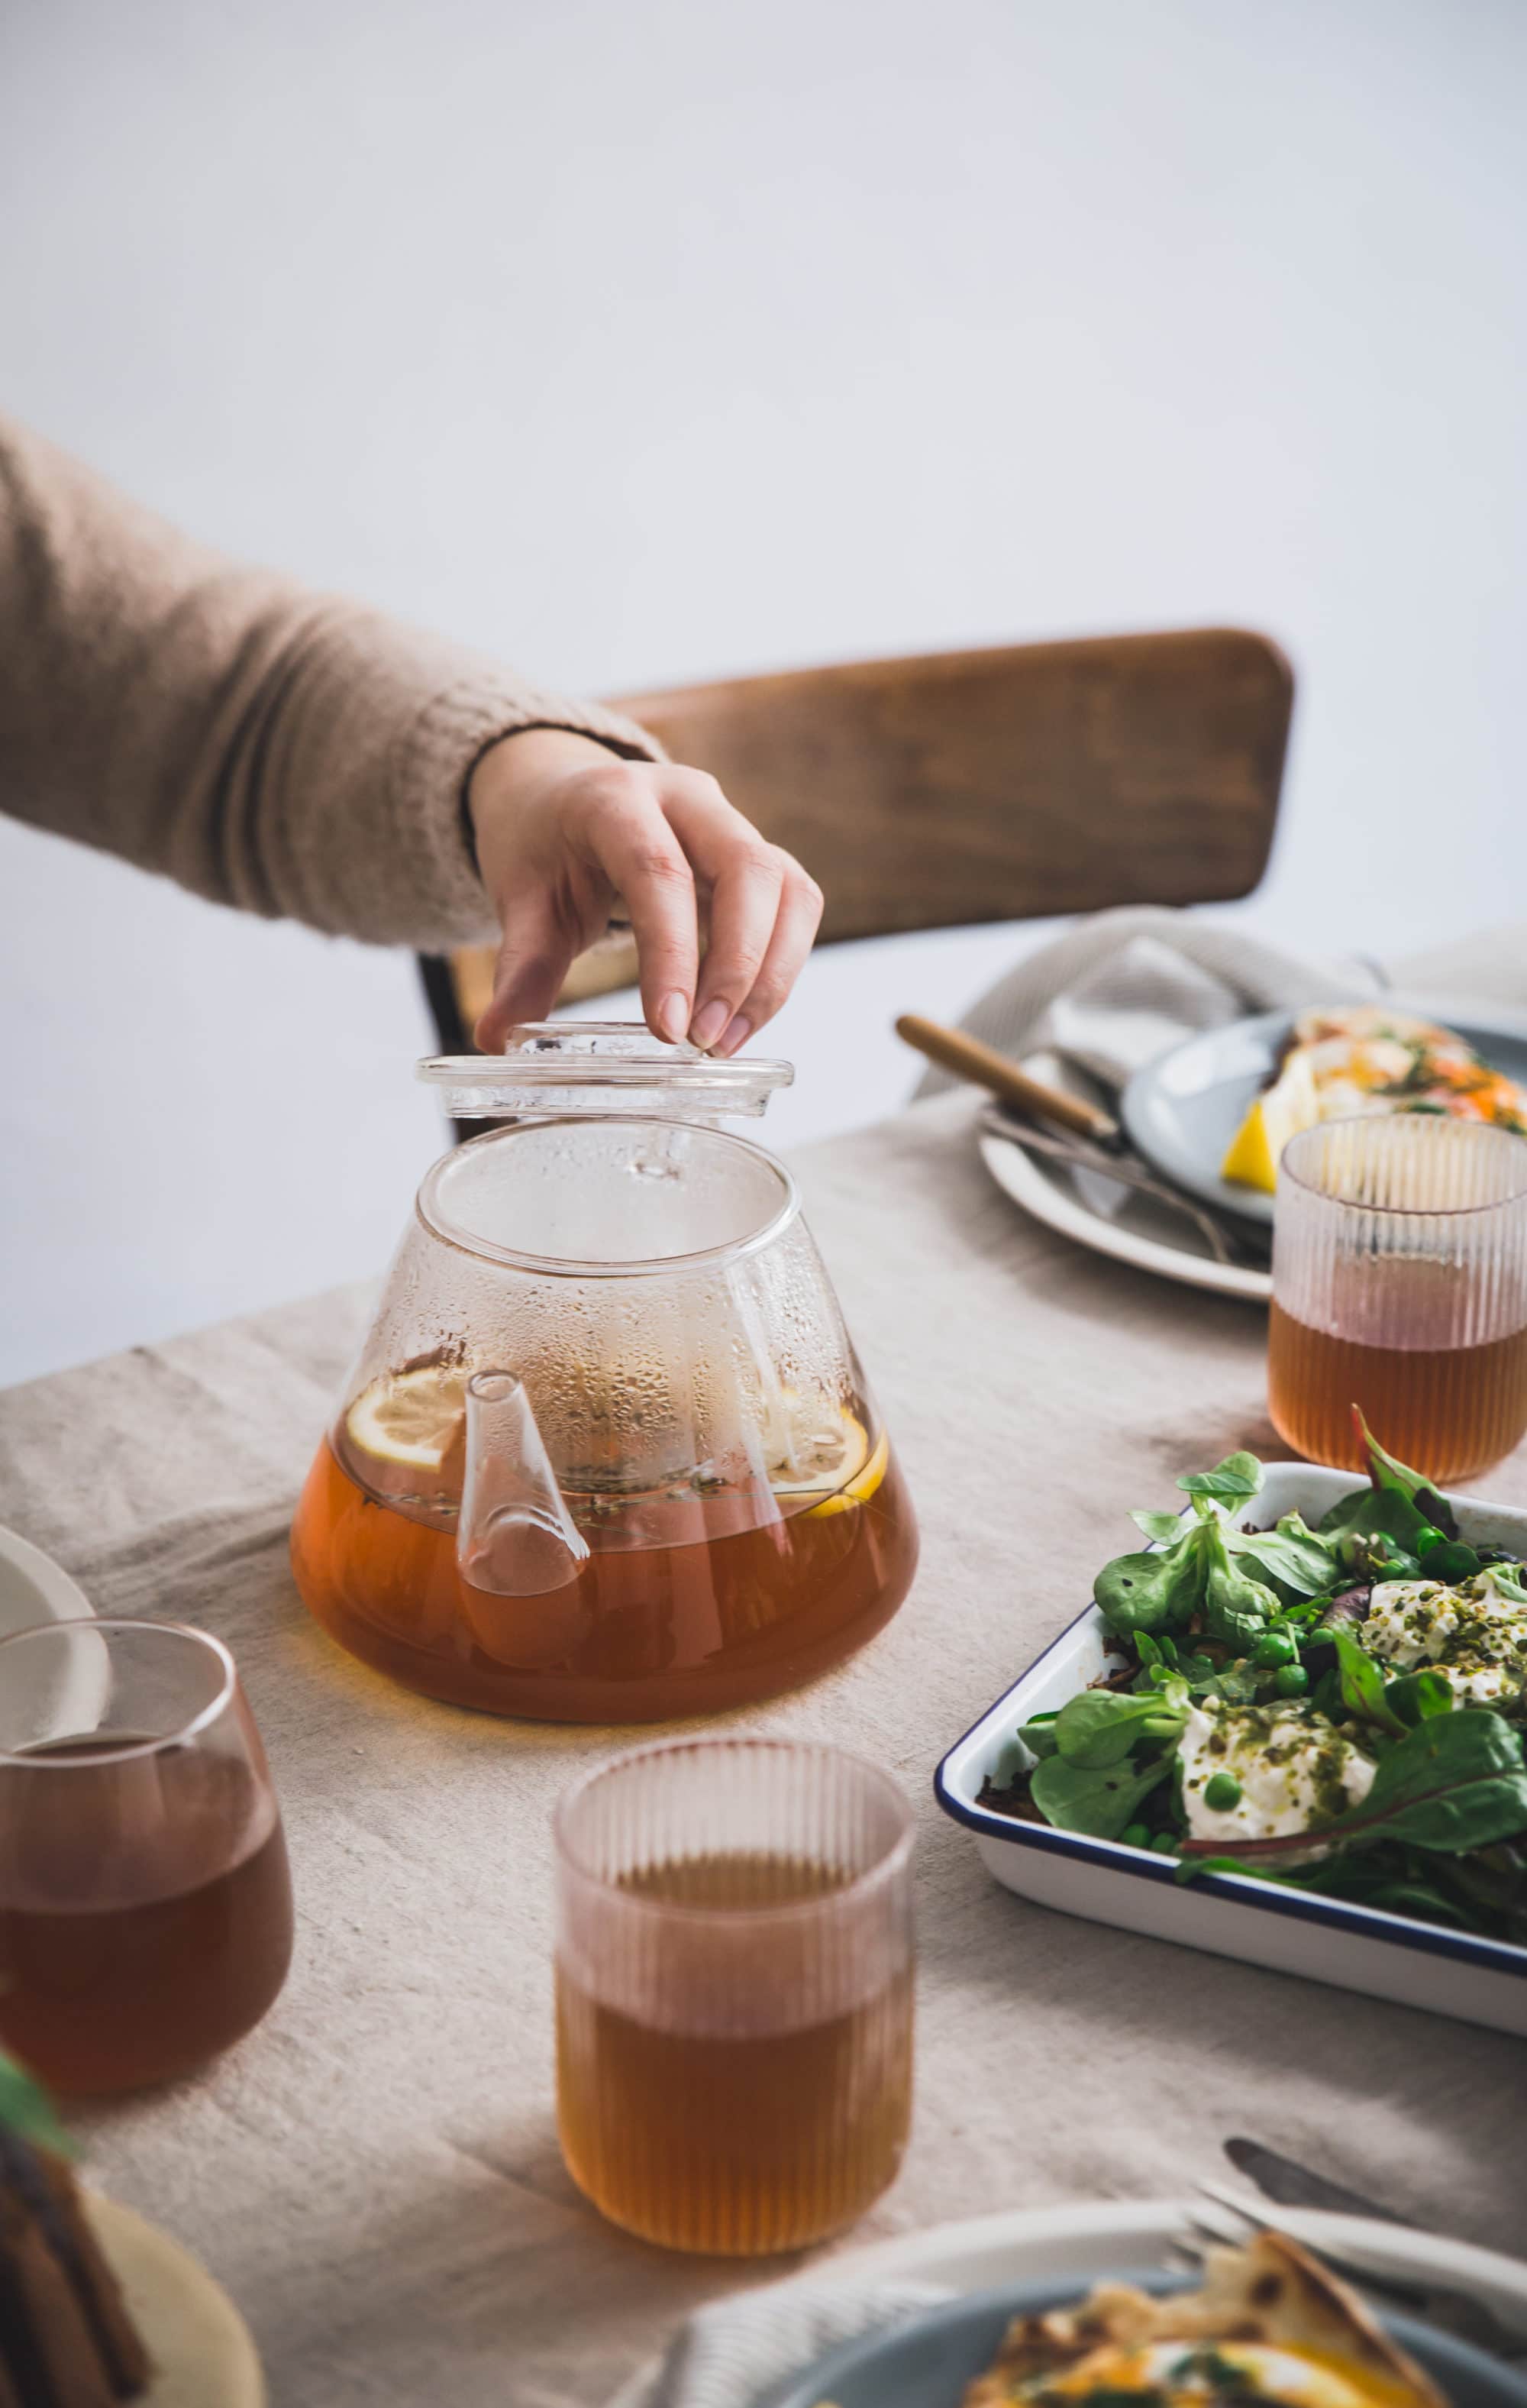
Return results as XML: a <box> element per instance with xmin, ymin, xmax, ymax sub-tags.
<box><xmin>2</xmin><ymin>0</ymin><xmax>1523</xmax><ymax>1385</ymax></box>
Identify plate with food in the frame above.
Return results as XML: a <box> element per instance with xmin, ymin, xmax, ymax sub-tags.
<box><xmin>0</xmin><ymin>2048</ymin><xmax>263</xmax><ymax>2405</ymax></box>
<box><xmin>1122</xmin><ymin>1005</ymin><xmax>1527</xmax><ymax>1227</ymax></box>
<box><xmin>772</xmin><ymin>2230</ymin><xmax>1527</xmax><ymax>2408</ymax></box>
<box><xmin>934</xmin><ymin>1421</ymin><xmax>1527</xmax><ymax>2035</ymax></box>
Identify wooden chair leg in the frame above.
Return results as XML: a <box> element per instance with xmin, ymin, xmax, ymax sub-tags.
<box><xmin>417</xmin><ymin>953</ymin><xmax>471</xmax><ymax>1055</ymax></box>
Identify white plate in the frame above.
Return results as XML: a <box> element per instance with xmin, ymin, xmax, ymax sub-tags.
<box><xmin>0</xmin><ymin>1520</ymin><xmax>105</xmax><ymax>1731</ymax></box>
<box><xmin>0</xmin><ymin>1519</ymin><xmax>95</xmax><ymax>1639</ymax></box>
<box><xmin>935</xmin><ymin>1464</ymin><xmax>1527</xmax><ymax>2038</ymax></box>
<box><xmin>977</xmin><ymin>1122</ymin><xmax>1270</xmax><ymax>1304</ymax></box>
<box><xmin>817</xmin><ymin>2198</ymin><xmax>1527</xmax><ymax>2342</ymax></box>
<box><xmin>1122</xmin><ymin>1001</ymin><xmax>1527</xmax><ymax>1229</ymax></box>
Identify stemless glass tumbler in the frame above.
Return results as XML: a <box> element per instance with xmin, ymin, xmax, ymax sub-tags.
<box><xmin>0</xmin><ymin>1620</ymin><xmax>294</xmax><ymax>2095</ymax></box>
<box><xmin>1268</xmin><ymin>1117</ymin><xmax>1527</xmax><ymax>1482</ymax></box>
<box><xmin>554</xmin><ymin>1737</ymin><xmax>915</xmax><ymax>2255</ymax></box>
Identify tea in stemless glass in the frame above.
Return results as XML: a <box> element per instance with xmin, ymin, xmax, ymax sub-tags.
<box><xmin>554</xmin><ymin>1737</ymin><xmax>914</xmax><ymax>2255</ymax></box>
<box><xmin>0</xmin><ymin>1619</ymin><xmax>294</xmax><ymax>2095</ymax></box>
<box><xmin>1268</xmin><ymin>1117</ymin><xmax>1527</xmax><ymax>1482</ymax></box>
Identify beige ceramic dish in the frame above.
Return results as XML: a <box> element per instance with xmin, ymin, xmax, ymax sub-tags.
<box><xmin>87</xmin><ymin>2193</ymin><xmax>264</xmax><ymax>2407</ymax></box>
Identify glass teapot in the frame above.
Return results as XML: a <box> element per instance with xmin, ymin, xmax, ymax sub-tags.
<box><xmin>289</xmin><ymin>1026</ymin><xmax>918</xmax><ymax>1722</ymax></box>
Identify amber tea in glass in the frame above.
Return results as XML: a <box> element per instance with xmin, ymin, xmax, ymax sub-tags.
<box><xmin>1268</xmin><ymin>1117</ymin><xmax>1527</xmax><ymax>1482</ymax></box>
<box><xmin>554</xmin><ymin>1737</ymin><xmax>914</xmax><ymax>2254</ymax></box>
<box><xmin>0</xmin><ymin>1620</ymin><xmax>294</xmax><ymax>2095</ymax></box>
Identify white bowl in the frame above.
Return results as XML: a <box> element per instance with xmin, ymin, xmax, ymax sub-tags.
<box><xmin>934</xmin><ymin>1463</ymin><xmax>1527</xmax><ymax>2038</ymax></box>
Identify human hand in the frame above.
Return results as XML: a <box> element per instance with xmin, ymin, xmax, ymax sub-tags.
<box><xmin>466</xmin><ymin>729</ymin><xmax>823</xmax><ymax>1055</ymax></box>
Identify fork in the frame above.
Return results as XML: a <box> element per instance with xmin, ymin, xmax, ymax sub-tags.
<box><xmin>1176</xmin><ymin>2180</ymin><xmax>1527</xmax><ymax>2361</ymax></box>
<box><xmin>978</xmin><ymin>1104</ymin><xmax>1271</xmax><ymax>1270</ymax></box>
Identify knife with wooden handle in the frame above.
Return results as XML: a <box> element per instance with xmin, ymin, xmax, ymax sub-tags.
<box><xmin>895</xmin><ymin>1013</ymin><xmax>1119</xmax><ymax>1145</ymax></box>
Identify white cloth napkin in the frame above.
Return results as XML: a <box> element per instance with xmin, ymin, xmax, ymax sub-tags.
<box><xmin>912</xmin><ymin>906</ymin><xmax>1527</xmax><ymax>1099</ymax></box>
<box><xmin>608</xmin><ymin>2278</ymin><xmax>951</xmax><ymax>2408</ymax></box>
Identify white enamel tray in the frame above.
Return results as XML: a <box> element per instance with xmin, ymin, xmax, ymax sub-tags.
<box><xmin>935</xmin><ymin>1464</ymin><xmax>1527</xmax><ymax>2037</ymax></box>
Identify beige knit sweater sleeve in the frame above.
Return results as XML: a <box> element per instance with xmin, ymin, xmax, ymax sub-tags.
<box><xmin>0</xmin><ymin>412</ymin><xmax>662</xmax><ymax>948</ymax></box>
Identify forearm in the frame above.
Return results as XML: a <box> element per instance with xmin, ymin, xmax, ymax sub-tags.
<box><xmin>0</xmin><ymin>413</ymin><xmax>660</xmax><ymax>949</ymax></box>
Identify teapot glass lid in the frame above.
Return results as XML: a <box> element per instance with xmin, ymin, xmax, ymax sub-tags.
<box><xmin>417</xmin><ymin>1022</ymin><xmax>794</xmax><ymax>1120</ymax></box>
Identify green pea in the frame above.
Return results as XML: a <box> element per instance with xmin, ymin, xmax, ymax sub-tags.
<box><xmin>1416</xmin><ymin>1540</ymin><xmax>1481</xmax><ymax>1584</ymax></box>
<box><xmin>1203</xmin><ymin>1772</ymin><xmax>1242</xmax><ymax>1810</ymax></box>
<box><xmin>1370</xmin><ymin>1540</ymin><xmax>1422</xmax><ymax>1580</ymax></box>
<box><xmin>1251</xmin><ymin>1628</ymin><xmax>1297</xmax><ymax>1668</ymax></box>
<box><xmin>1150</xmin><ymin>1831</ymin><xmax>1180</xmax><ymax>1855</ymax></box>
<box><xmin>1414</xmin><ymin>1525</ymin><xmax>1447</xmax><ymax>1559</ymax></box>
<box><xmin>1120</xmin><ymin>1822</ymin><xmax>1151</xmax><ymax>1849</ymax></box>
<box><xmin>1274</xmin><ymin>1663</ymin><xmax>1310</xmax><ymax>1697</ymax></box>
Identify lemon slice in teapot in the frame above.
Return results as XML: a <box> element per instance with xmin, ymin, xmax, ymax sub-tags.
<box><xmin>345</xmin><ymin>1364</ymin><xmax>467</xmax><ymax>1470</ymax></box>
<box><xmin>770</xmin><ymin>1404</ymin><xmax>888</xmax><ymax>1514</ymax></box>
<box><xmin>807</xmin><ymin>1426</ymin><xmax>890</xmax><ymax>1517</ymax></box>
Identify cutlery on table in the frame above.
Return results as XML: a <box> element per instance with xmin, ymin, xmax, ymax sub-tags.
<box><xmin>975</xmin><ymin>1104</ymin><xmax>1268</xmax><ymax>1269</ymax></box>
<box><xmin>1177</xmin><ymin>2173</ymin><xmax>1527</xmax><ymax>2361</ymax></box>
<box><xmin>894</xmin><ymin>1013</ymin><xmax>1120</xmax><ymax>1143</ymax></box>
<box><xmin>1225</xmin><ymin>2135</ymin><xmax>1409</xmax><ymax>2225</ymax></box>
<box><xmin>895</xmin><ymin>1013</ymin><xmax>1269</xmax><ymax>1270</ymax></box>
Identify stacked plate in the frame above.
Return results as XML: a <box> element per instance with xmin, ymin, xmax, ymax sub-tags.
<box><xmin>980</xmin><ymin>1007</ymin><xmax>1527</xmax><ymax>1304</ymax></box>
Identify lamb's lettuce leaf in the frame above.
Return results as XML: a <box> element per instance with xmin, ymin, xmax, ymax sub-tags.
<box><xmin>1094</xmin><ymin>1527</ymin><xmax>1206</xmax><ymax>1634</ymax></box>
<box><xmin>1177</xmin><ymin>1453</ymin><xmax>1264</xmax><ymax>1508</ymax></box>
<box><xmin>1029</xmin><ymin>1749</ymin><xmax>1173</xmax><ymax>1839</ymax></box>
<box><xmin>1224</xmin><ymin>1512</ymin><xmax>1341</xmax><ymax>1602</ymax></box>
<box><xmin>1042</xmin><ymin>1681</ymin><xmax>1190</xmax><ymax>1769</ymax></box>
<box><xmin>1202</xmin><ymin>1524</ymin><xmax>1278</xmax><ymax>1652</ymax></box>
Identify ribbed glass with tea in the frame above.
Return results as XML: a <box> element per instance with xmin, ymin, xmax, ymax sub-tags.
<box><xmin>554</xmin><ymin>1738</ymin><xmax>914</xmax><ymax>2254</ymax></box>
<box><xmin>1268</xmin><ymin>1117</ymin><xmax>1527</xmax><ymax>1482</ymax></box>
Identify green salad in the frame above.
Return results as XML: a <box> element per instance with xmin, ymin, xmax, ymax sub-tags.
<box><xmin>983</xmin><ymin>1414</ymin><xmax>1527</xmax><ymax>1944</ymax></box>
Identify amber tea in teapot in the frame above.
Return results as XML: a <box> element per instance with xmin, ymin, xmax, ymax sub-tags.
<box><xmin>290</xmin><ymin>1030</ymin><xmax>918</xmax><ymax>1721</ymax></box>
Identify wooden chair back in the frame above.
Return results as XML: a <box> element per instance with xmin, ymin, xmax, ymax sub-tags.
<box><xmin>424</xmin><ymin>625</ymin><xmax>1293</xmax><ymax>1048</ymax></box>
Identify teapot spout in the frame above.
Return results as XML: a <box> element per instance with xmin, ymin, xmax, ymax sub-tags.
<box><xmin>457</xmin><ymin>1372</ymin><xmax>591</xmax><ymax>1598</ymax></box>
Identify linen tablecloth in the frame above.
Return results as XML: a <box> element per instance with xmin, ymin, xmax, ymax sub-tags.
<box><xmin>2</xmin><ymin>1092</ymin><xmax>1522</xmax><ymax>2407</ymax></box>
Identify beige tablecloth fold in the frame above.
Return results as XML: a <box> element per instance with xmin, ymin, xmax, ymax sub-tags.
<box><xmin>1</xmin><ymin>1094</ymin><xmax>1522</xmax><ymax>2407</ymax></box>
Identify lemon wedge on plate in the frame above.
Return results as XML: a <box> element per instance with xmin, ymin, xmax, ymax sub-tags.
<box><xmin>344</xmin><ymin>1364</ymin><xmax>468</xmax><ymax>1469</ymax></box>
<box><xmin>1220</xmin><ymin>1049</ymin><xmax>1320</xmax><ymax>1193</ymax></box>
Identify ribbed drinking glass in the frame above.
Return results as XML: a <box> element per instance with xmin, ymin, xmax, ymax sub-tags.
<box><xmin>1268</xmin><ymin>1117</ymin><xmax>1527</xmax><ymax>1482</ymax></box>
<box><xmin>554</xmin><ymin>1736</ymin><xmax>915</xmax><ymax>2254</ymax></box>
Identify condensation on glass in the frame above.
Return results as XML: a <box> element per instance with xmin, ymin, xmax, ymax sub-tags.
<box><xmin>290</xmin><ymin>1027</ymin><xmax>918</xmax><ymax>1720</ymax></box>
